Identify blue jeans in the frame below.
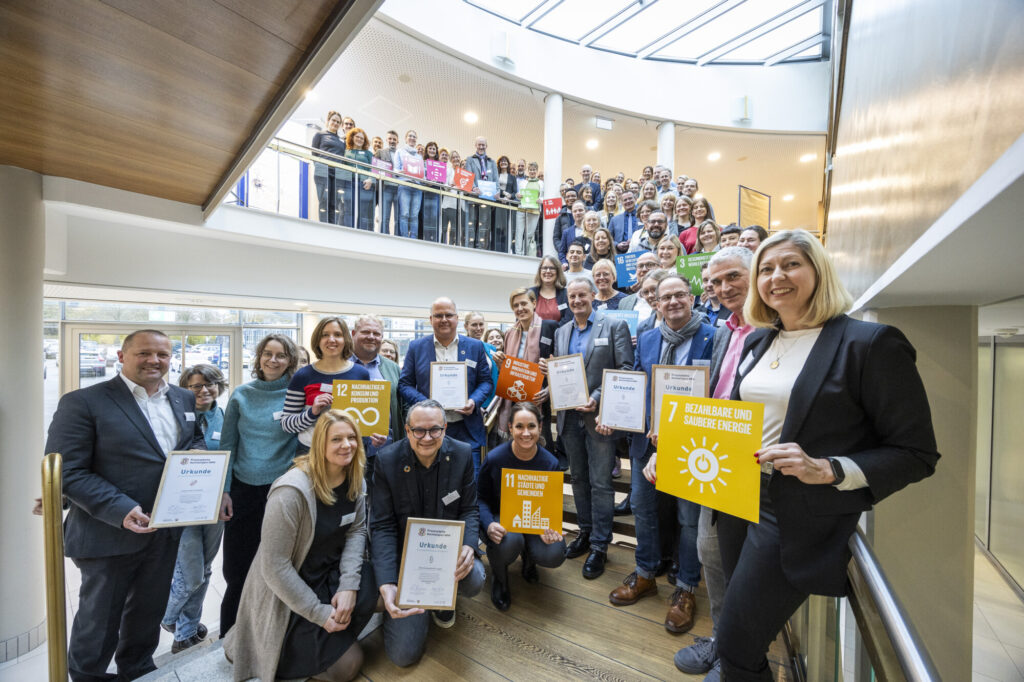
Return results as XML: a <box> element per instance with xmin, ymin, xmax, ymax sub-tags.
<box><xmin>382</xmin><ymin>558</ymin><xmax>485</xmax><ymax>667</ymax></box>
<box><xmin>561</xmin><ymin>415</ymin><xmax>616</xmax><ymax>551</ymax></box>
<box><xmin>380</xmin><ymin>184</ymin><xmax>397</xmax><ymax>234</ymax></box>
<box><xmin>356</xmin><ymin>181</ymin><xmax>375</xmax><ymax>231</ymax></box>
<box><xmin>161</xmin><ymin>521</ymin><xmax>224</xmax><ymax>640</ymax></box>
<box><xmin>397</xmin><ymin>186</ymin><xmax>422</xmax><ymax>238</ymax></box>
<box><xmin>421</xmin><ymin>193</ymin><xmax>439</xmax><ymax>242</ymax></box>
<box><xmin>631</xmin><ymin>445</ymin><xmax>702</xmax><ymax>587</ymax></box>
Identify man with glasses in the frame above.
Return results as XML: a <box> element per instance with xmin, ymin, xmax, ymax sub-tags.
<box><xmin>619</xmin><ymin>251</ymin><xmax>661</xmax><ymax>314</ymax></box>
<box><xmin>370</xmin><ymin>399</ymin><xmax>485</xmax><ymax>666</ymax></box>
<box><xmin>602</xmin><ymin>275</ymin><xmax>715</xmax><ymax>636</ymax></box>
<box><xmin>399</xmin><ymin>297</ymin><xmax>493</xmax><ymax>477</ymax></box>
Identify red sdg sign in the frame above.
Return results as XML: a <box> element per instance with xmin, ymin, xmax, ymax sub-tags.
<box><xmin>542</xmin><ymin>197</ymin><xmax>563</xmax><ymax>220</ymax></box>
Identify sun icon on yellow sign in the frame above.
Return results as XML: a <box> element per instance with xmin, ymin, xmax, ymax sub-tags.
<box><xmin>677</xmin><ymin>436</ymin><xmax>732</xmax><ymax>494</ymax></box>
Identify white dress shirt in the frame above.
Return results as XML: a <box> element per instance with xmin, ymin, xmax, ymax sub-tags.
<box><xmin>119</xmin><ymin>373</ymin><xmax>180</xmax><ymax>455</ymax></box>
<box><xmin>433</xmin><ymin>335</ymin><xmax>464</xmax><ymax>422</ymax></box>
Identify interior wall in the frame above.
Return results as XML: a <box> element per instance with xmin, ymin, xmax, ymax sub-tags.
<box><xmin>827</xmin><ymin>0</ymin><xmax>1024</xmax><ymax>299</ymax></box>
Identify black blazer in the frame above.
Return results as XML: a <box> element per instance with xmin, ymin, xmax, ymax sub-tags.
<box><xmin>46</xmin><ymin>377</ymin><xmax>205</xmax><ymax>559</ymax></box>
<box><xmin>370</xmin><ymin>437</ymin><xmax>480</xmax><ymax>587</ymax></box>
<box><xmin>528</xmin><ymin>286</ymin><xmax>572</xmax><ymax>325</ymax></box>
<box><xmin>731</xmin><ymin>315</ymin><xmax>940</xmax><ymax>595</ymax></box>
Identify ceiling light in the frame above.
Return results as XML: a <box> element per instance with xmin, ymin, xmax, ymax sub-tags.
<box><xmin>586</xmin><ymin>139</ymin><xmax>599</xmax><ymax>150</ymax></box>
<box><xmin>800</xmin><ymin>153</ymin><xmax>817</xmax><ymax>163</ymax></box>
<box><xmin>304</xmin><ymin>89</ymin><xmax>317</xmax><ymax>101</ymax></box>
<box><xmin>595</xmin><ymin>116</ymin><xmax>614</xmax><ymax>130</ymax></box>
<box><xmin>464</xmin><ymin>111</ymin><xmax>478</xmax><ymax>124</ymax></box>
<box><xmin>782</xmin><ymin>194</ymin><xmax>794</xmax><ymax>201</ymax></box>
<box><xmin>707</xmin><ymin>152</ymin><xmax>721</xmax><ymax>162</ymax></box>
<box><xmin>771</xmin><ymin>221</ymin><xmax>781</xmax><ymax>227</ymax></box>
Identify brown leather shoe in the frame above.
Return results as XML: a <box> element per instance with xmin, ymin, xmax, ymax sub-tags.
<box><xmin>609</xmin><ymin>571</ymin><xmax>658</xmax><ymax>606</ymax></box>
<box><xmin>665</xmin><ymin>588</ymin><xmax>696</xmax><ymax>633</ymax></box>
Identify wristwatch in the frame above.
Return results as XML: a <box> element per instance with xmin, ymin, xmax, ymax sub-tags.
<box><xmin>828</xmin><ymin>458</ymin><xmax>846</xmax><ymax>487</ymax></box>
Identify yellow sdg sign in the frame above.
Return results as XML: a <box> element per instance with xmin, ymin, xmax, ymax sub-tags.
<box><xmin>332</xmin><ymin>380</ymin><xmax>392</xmax><ymax>437</ymax></box>
<box><xmin>655</xmin><ymin>395</ymin><xmax>764</xmax><ymax>523</ymax></box>
<box><xmin>499</xmin><ymin>469</ymin><xmax>563</xmax><ymax>535</ymax></box>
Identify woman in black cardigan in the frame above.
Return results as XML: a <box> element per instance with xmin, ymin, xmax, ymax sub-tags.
<box><xmin>528</xmin><ymin>256</ymin><xmax>572</xmax><ymax>325</ymax></box>
<box><xmin>712</xmin><ymin>230</ymin><xmax>939</xmax><ymax>680</ymax></box>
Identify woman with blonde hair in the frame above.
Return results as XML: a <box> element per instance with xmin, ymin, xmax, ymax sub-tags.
<box><xmin>694</xmin><ymin>220</ymin><xmax>721</xmax><ymax>253</ymax></box>
<box><xmin>225</xmin><ymin>410</ymin><xmax>376</xmax><ymax>682</ymax></box>
<box><xmin>650</xmin><ymin>230</ymin><xmax>939</xmax><ymax>680</ymax></box>
<box><xmin>599</xmin><ymin>191</ymin><xmax>620</xmax><ymax>228</ymax></box>
<box><xmin>656</xmin><ymin>233</ymin><xmax>684</xmax><ymax>269</ymax></box>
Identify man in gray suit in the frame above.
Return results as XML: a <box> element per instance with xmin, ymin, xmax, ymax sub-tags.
<box><xmin>463</xmin><ymin>136</ymin><xmax>499</xmax><ymax>250</ymax></box>
<box><xmin>46</xmin><ymin>330</ymin><xmax>207</xmax><ymax>681</ymax></box>
<box><xmin>544</xmin><ymin>278</ymin><xmax>634</xmax><ymax>579</ymax></box>
<box><xmin>669</xmin><ymin>246</ymin><xmax>755</xmax><ymax>679</ymax></box>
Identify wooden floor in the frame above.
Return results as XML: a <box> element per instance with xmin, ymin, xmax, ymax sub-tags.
<box><xmin>356</xmin><ymin>539</ymin><xmax>793</xmax><ymax>681</ymax></box>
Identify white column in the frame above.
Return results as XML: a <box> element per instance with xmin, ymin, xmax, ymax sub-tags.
<box><xmin>542</xmin><ymin>93</ymin><xmax>563</xmax><ymax>257</ymax></box>
<box><xmin>0</xmin><ymin>166</ymin><xmax>46</xmax><ymax>659</ymax></box>
<box><xmin>657</xmin><ymin>121</ymin><xmax>676</xmax><ymax>175</ymax></box>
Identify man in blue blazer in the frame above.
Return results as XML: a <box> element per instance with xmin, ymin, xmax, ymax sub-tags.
<box><xmin>45</xmin><ymin>330</ymin><xmax>207</xmax><ymax>681</ymax></box>
<box><xmin>602</xmin><ymin>275</ymin><xmax>715</xmax><ymax>637</ymax></box>
<box><xmin>608</xmin><ymin>189</ymin><xmax>639</xmax><ymax>251</ymax></box>
<box><xmin>399</xmin><ymin>297</ymin><xmax>493</xmax><ymax>477</ymax></box>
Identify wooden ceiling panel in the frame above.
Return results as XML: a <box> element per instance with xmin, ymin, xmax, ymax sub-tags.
<box><xmin>0</xmin><ymin>0</ymin><xmax>352</xmax><ymax>205</ymax></box>
<box><xmin>99</xmin><ymin>0</ymin><xmax>301</xmax><ymax>84</ymax></box>
<box><xmin>213</xmin><ymin>0</ymin><xmax>339</xmax><ymax>48</ymax></box>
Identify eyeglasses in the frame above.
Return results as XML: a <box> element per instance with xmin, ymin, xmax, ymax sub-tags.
<box><xmin>659</xmin><ymin>293</ymin><xmax>691</xmax><ymax>302</ymax></box>
<box><xmin>188</xmin><ymin>382</ymin><xmax>217</xmax><ymax>392</ymax></box>
<box><xmin>409</xmin><ymin>426</ymin><xmax>445</xmax><ymax>440</ymax></box>
<box><xmin>431</xmin><ymin>313</ymin><xmax>456</xmax><ymax>320</ymax></box>
<box><xmin>539</xmin><ymin>266</ymin><xmax>558</xmax><ymax>273</ymax></box>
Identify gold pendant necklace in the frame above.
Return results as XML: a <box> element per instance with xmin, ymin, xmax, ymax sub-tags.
<box><xmin>769</xmin><ymin>334</ymin><xmax>795</xmax><ymax>370</ymax></box>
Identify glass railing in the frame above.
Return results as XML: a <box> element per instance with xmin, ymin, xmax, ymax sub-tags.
<box><xmin>789</xmin><ymin>526</ymin><xmax>940</xmax><ymax>681</ymax></box>
<box><xmin>223</xmin><ymin>138</ymin><xmax>543</xmax><ymax>257</ymax></box>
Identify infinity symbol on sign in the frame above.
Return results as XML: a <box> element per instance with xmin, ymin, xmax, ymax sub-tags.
<box><xmin>343</xmin><ymin>407</ymin><xmax>381</xmax><ymax>426</ymax></box>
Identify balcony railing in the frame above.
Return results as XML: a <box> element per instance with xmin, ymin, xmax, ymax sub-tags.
<box><xmin>224</xmin><ymin>138</ymin><xmax>543</xmax><ymax>257</ymax></box>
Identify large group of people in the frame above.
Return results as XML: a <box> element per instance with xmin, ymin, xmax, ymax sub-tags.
<box><xmin>46</xmin><ymin>223</ymin><xmax>941</xmax><ymax>681</ymax></box>
<box><xmin>307</xmin><ymin>113</ymin><xmax>769</xmax><ymax>267</ymax></box>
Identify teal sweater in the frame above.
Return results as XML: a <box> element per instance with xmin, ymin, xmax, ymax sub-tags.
<box><xmin>220</xmin><ymin>375</ymin><xmax>297</xmax><ymax>491</ymax></box>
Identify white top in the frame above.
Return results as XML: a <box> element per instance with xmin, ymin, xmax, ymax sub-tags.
<box><xmin>740</xmin><ymin>327</ymin><xmax>866</xmax><ymax>490</ymax></box>
<box><xmin>119</xmin><ymin>373</ymin><xmax>180</xmax><ymax>455</ymax></box>
<box><xmin>433</xmin><ymin>335</ymin><xmax>463</xmax><ymax>422</ymax></box>
<box><xmin>635</xmin><ymin>297</ymin><xmax>653</xmax><ymax>321</ymax></box>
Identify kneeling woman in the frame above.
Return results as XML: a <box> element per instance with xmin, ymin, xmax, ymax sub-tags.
<box><xmin>478</xmin><ymin>402</ymin><xmax>566</xmax><ymax>610</ymax></box>
<box><xmin>225</xmin><ymin>410</ymin><xmax>376</xmax><ymax>682</ymax></box>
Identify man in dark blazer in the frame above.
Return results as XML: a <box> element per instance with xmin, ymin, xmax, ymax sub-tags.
<box><xmin>399</xmin><ymin>297</ymin><xmax>493</xmax><ymax>477</ymax></box>
<box><xmin>46</xmin><ymin>329</ymin><xmax>206</xmax><ymax>682</ymax></box>
<box><xmin>671</xmin><ymin>246</ymin><xmax>755</xmax><ymax>677</ymax></box>
<box><xmin>605</xmin><ymin>274</ymin><xmax>715</xmax><ymax>636</ymax></box>
<box><xmin>464</xmin><ymin>136</ymin><xmax>500</xmax><ymax>249</ymax></box>
<box><xmin>548</xmin><ymin>278</ymin><xmax>634</xmax><ymax>579</ymax></box>
<box><xmin>370</xmin><ymin>399</ymin><xmax>485</xmax><ymax>667</ymax></box>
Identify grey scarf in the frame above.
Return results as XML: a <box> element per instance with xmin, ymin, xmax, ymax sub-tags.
<box><xmin>659</xmin><ymin>314</ymin><xmax>704</xmax><ymax>364</ymax></box>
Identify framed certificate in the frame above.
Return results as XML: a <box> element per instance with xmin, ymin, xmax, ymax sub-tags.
<box><xmin>597</xmin><ymin>369</ymin><xmax>648</xmax><ymax>433</ymax></box>
<box><xmin>547</xmin><ymin>354</ymin><xmax>589</xmax><ymax>411</ymax></box>
<box><xmin>150</xmin><ymin>451</ymin><xmax>230</xmax><ymax>528</ymax></box>
<box><xmin>430</xmin><ymin>361</ymin><xmax>468</xmax><ymax>410</ymax></box>
<box><xmin>650</xmin><ymin>365</ymin><xmax>710</xmax><ymax>436</ymax></box>
<box><xmin>396</xmin><ymin>518</ymin><xmax>465</xmax><ymax>610</ymax></box>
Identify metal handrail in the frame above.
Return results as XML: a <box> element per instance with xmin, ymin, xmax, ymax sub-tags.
<box><xmin>846</xmin><ymin>527</ymin><xmax>940</xmax><ymax>681</ymax></box>
<box><xmin>41</xmin><ymin>452</ymin><xmax>67</xmax><ymax>682</ymax></box>
<box><xmin>268</xmin><ymin>138</ymin><xmax>541</xmax><ymax>213</ymax></box>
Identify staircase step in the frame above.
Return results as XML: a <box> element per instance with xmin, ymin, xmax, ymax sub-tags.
<box><xmin>562</xmin><ymin>493</ymin><xmax>636</xmax><ymax>538</ymax></box>
<box><xmin>563</xmin><ymin>467</ymin><xmax>632</xmax><ymax>493</ymax></box>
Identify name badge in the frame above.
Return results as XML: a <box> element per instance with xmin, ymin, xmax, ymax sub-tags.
<box><xmin>540</xmin><ymin>337</ymin><xmax>552</xmax><ymax>346</ymax></box>
<box><xmin>739</xmin><ymin>352</ymin><xmax>756</xmax><ymax>375</ymax></box>
<box><xmin>466</xmin><ymin>359</ymin><xmax>477</xmax><ymax>368</ymax></box>
<box><xmin>594</xmin><ymin>338</ymin><xmax>609</xmax><ymax>347</ymax></box>
<box><xmin>272</xmin><ymin>410</ymin><xmax>283</xmax><ymax>421</ymax></box>
<box><xmin>341</xmin><ymin>512</ymin><xmax>356</xmax><ymax>526</ymax></box>
<box><xmin>184</xmin><ymin>412</ymin><xmax>196</xmax><ymax>422</ymax></box>
<box><xmin>442</xmin><ymin>490</ymin><xmax>460</xmax><ymax>506</ymax></box>
<box><xmin>693</xmin><ymin>359</ymin><xmax>710</xmax><ymax>367</ymax></box>
<box><xmin>211</xmin><ymin>431</ymin><xmax>221</xmax><ymax>440</ymax></box>
<box><xmin>557</xmin><ymin>303</ymin><xmax>568</xmax><ymax>310</ymax></box>
<box><xmin>320</xmin><ymin>383</ymin><xmax>333</xmax><ymax>393</ymax></box>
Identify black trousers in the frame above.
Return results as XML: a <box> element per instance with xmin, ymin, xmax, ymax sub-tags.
<box><xmin>69</xmin><ymin>529</ymin><xmax>180</xmax><ymax>682</ymax></box>
<box><xmin>219</xmin><ymin>478</ymin><xmax>271</xmax><ymax>635</ymax></box>
<box><xmin>716</xmin><ymin>484</ymin><xmax>808</xmax><ymax>681</ymax></box>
